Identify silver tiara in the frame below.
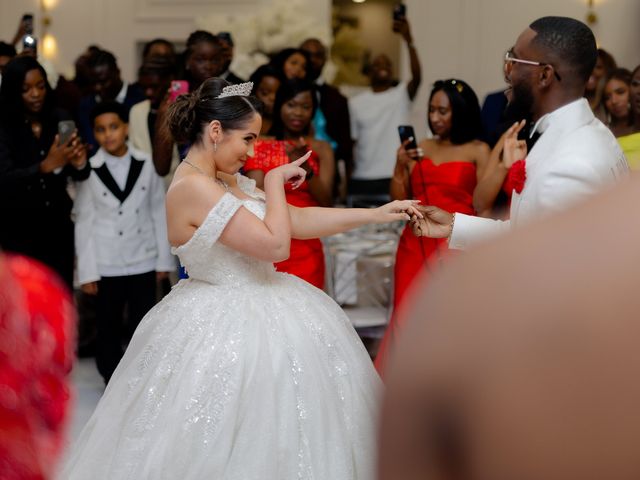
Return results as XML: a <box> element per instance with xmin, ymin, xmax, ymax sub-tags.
<box><xmin>216</xmin><ymin>81</ymin><xmax>253</xmax><ymax>99</ymax></box>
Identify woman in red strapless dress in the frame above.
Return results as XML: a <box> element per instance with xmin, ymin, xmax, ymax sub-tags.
<box><xmin>375</xmin><ymin>79</ymin><xmax>490</xmax><ymax>375</ymax></box>
<box><xmin>245</xmin><ymin>79</ymin><xmax>335</xmax><ymax>289</ymax></box>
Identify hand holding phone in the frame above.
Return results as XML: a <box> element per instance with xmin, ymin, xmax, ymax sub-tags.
<box><xmin>398</xmin><ymin>125</ymin><xmax>423</xmax><ymax>161</ymax></box>
<box><xmin>169</xmin><ymin>80</ymin><xmax>189</xmax><ymax>103</ymax></box>
<box><xmin>22</xmin><ymin>34</ymin><xmax>37</xmax><ymax>55</ymax></box>
<box><xmin>398</xmin><ymin>125</ymin><xmax>417</xmax><ymax>149</ymax></box>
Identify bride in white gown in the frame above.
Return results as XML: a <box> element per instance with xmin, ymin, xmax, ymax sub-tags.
<box><xmin>60</xmin><ymin>78</ymin><xmax>421</xmax><ymax>480</ymax></box>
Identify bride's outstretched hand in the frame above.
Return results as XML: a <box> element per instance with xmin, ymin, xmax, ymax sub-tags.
<box><xmin>373</xmin><ymin>199</ymin><xmax>423</xmax><ymax>224</ymax></box>
<box><xmin>409</xmin><ymin>205</ymin><xmax>453</xmax><ymax>238</ymax></box>
<box><xmin>267</xmin><ymin>150</ymin><xmax>312</xmax><ymax>189</ymax></box>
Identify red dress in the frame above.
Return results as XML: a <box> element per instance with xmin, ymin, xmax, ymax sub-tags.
<box><xmin>245</xmin><ymin>139</ymin><xmax>325</xmax><ymax>289</ymax></box>
<box><xmin>375</xmin><ymin>158</ymin><xmax>477</xmax><ymax>374</ymax></box>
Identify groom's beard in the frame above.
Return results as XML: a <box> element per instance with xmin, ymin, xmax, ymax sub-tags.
<box><xmin>503</xmin><ymin>82</ymin><xmax>534</xmax><ymax>128</ymax></box>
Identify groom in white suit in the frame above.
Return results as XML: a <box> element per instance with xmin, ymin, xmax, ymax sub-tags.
<box><xmin>412</xmin><ymin>17</ymin><xmax>628</xmax><ymax>247</ymax></box>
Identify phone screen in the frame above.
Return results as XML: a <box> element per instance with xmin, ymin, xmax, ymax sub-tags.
<box><xmin>22</xmin><ymin>34</ymin><xmax>37</xmax><ymax>52</ymax></box>
<box><xmin>398</xmin><ymin>125</ymin><xmax>417</xmax><ymax>150</ymax></box>
<box><xmin>169</xmin><ymin>80</ymin><xmax>189</xmax><ymax>103</ymax></box>
<box><xmin>58</xmin><ymin>120</ymin><xmax>76</xmax><ymax>146</ymax></box>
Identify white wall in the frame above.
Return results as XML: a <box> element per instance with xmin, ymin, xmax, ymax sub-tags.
<box><xmin>1</xmin><ymin>0</ymin><xmax>638</xmax><ymax>129</ymax></box>
<box><xmin>0</xmin><ymin>0</ymin><xmax>332</xmax><ymax>81</ymax></box>
<box><xmin>400</xmin><ymin>0</ymin><xmax>640</xmax><ymax>137</ymax></box>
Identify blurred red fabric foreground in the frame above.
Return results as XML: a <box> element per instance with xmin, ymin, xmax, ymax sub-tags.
<box><xmin>0</xmin><ymin>254</ymin><xmax>76</xmax><ymax>480</ymax></box>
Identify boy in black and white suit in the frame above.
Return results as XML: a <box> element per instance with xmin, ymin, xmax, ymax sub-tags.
<box><xmin>74</xmin><ymin>101</ymin><xmax>174</xmax><ymax>383</ymax></box>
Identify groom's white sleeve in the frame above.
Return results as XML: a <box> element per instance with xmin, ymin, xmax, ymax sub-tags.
<box><xmin>448</xmin><ymin>214</ymin><xmax>511</xmax><ymax>251</ymax></box>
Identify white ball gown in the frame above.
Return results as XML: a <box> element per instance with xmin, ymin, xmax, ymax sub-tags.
<box><xmin>60</xmin><ymin>175</ymin><xmax>382</xmax><ymax>479</ymax></box>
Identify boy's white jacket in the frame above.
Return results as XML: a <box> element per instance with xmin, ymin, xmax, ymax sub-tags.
<box><xmin>73</xmin><ymin>145</ymin><xmax>175</xmax><ymax>285</ymax></box>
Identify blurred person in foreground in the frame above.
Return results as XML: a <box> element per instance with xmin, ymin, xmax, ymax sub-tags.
<box><xmin>0</xmin><ymin>253</ymin><xmax>76</xmax><ymax>480</ymax></box>
<box><xmin>379</xmin><ymin>172</ymin><xmax>640</xmax><ymax>480</ymax></box>
<box><xmin>411</xmin><ymin>16</ymin><xmax>628</xmax><ymax>249</ymax></box>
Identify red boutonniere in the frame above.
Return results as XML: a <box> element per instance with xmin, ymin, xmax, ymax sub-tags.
<box><xmin>504</xmin><ymin>159</ymin><xmax>527</xmax><ymax>195</ymax></box>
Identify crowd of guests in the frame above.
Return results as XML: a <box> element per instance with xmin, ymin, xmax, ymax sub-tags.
<box><xmin>0</xmin><ymin>12</ymin><xmax>638</xmax><ymax>383</ymax></box>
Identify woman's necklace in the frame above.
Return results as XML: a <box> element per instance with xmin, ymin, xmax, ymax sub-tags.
<box><xmin>182</xmin><ymin>160</ymin><xmax>229</xmax><ymax>190</ymax></box>
<box><xmin>31</xmin><ymin>121</ymin><xmax>42</xmax><ymax>139</ymax></box>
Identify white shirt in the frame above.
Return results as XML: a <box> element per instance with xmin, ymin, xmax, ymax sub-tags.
<box><xmin>349</xmin><ymin>83</ymin><xmax>412</xmax><ymax>180</ymax></box>
<box><xmin>104</xmin><ymin>150</ymin><xmax>131</xmax><ymax>191</ymax></box>
<box><xmin>449</xmin><ymin>98</ymin><xmax>629</xmax><ymax>250</ymax></box>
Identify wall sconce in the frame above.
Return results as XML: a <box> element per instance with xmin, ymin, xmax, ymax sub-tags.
<box><xmin>39</xmin><ymin>0</ymin><xmax>57</xmax><ymax>59</ymax></box>
<box><xmin>586</xmin><ymin>0</ymin><xmax>598</xmax><ymax>26</ymax></box>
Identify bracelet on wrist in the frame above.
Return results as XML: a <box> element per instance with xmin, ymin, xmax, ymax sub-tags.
<box><xmin>447</xmin><ymin>213</ymin><xmax>456</xmax><ymax>243</ymax></box>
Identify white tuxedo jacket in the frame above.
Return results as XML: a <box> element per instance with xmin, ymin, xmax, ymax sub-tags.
<box><xmin>449</xmin><ymin>98</ymin><xmax>629</xmax><ymax>250</ymax></box>
<box><xmin>73</xmin><ymin>145</ymin><xmax>175</xmax><ymax>284</ymax></box>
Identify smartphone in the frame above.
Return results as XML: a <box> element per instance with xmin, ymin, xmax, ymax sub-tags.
<box><xmin>169</xmin><ymin>80</ymin><xmax>189</xmax><ymax>103</ymax></box>
<box><xmin>22</xmin><ymin>13</ymin><xmax>34</xmax><ymax>35</ymax></box>
<box><xmin>58</xmin><ymin>120</ymin><xmax>76</xmax><ymax>146</ymax></box>
<box><xmin>22</xmin><ymin>34</ymin><xmax>37</xmax><ymax>52</ymax></box>
<box><xmin>398</xmin><ymin>125</ymin><xmax>417</xmax><ymax>149</ymax></box>
<box><xmin>393</xmin><ymin>3</ymin><xmax>406</xmax><ymax>21</ymax></box>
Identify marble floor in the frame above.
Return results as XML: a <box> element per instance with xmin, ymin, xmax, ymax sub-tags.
<box><xmin>62</xmin><ymin>358</ymin><xmax>104</xmax><ymax>454</ymax></box>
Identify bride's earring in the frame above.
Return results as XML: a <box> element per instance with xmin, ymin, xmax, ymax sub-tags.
<box><xmin>214</xmin><ymin>141</ymin><xmax>218</xmax><ymax>153</ymax></box>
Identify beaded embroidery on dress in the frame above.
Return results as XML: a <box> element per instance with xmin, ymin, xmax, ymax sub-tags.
<box><xmin>60</xmin><ymin>174</ymin><xmax>381</xmax><ymax>480</ymax></box>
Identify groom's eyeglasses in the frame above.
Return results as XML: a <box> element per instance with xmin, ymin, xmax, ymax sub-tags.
<box><xmin>504</xmin><ymin>49</ymin><xmax>562</xmax><ymax>82</ymax></box>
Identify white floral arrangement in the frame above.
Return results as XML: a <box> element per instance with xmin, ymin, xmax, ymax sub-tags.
<box><xmin>196</xmin><ymin>0</ymin><xmax>331</xmax><ymax>80</ymax></box>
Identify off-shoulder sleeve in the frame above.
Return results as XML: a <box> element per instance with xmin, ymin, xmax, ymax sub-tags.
<box><xmin>171</xmin><ymin>192</ymin><xmax>244</xmax><ymax>255</ymax></box>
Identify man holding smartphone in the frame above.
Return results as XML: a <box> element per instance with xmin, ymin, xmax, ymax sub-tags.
<box><xmin>348</xmin><ymin>7</ymin><xmax>421</xmax><ymax>205</ymax></box>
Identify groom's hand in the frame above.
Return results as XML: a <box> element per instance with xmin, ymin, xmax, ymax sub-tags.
<box><xmin>410</xmin><ymin>206</ymin><xmax>453</xmax><ymax>238</ymax></box>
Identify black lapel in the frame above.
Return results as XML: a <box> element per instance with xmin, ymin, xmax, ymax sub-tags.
<box><xmin>121</xmin><ymin>157</ymin><xmax>144</xmax><ymax>202</ymax></box>
<box><xmin>94</xmin><ymin>164</ymin><xmax>126</xmax><ymax>203</ymax></box>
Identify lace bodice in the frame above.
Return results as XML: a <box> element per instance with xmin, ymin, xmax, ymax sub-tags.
<box><xmin>171</xmin><ymin>174</ymin><xmax>277</xmax><ymax>285</ymax></box>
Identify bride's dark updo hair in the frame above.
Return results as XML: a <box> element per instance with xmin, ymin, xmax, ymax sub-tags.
<box><xmin>167</xmin><ymin>77</ymin><xmax>263</xmax><ymax>145</ymax></box>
